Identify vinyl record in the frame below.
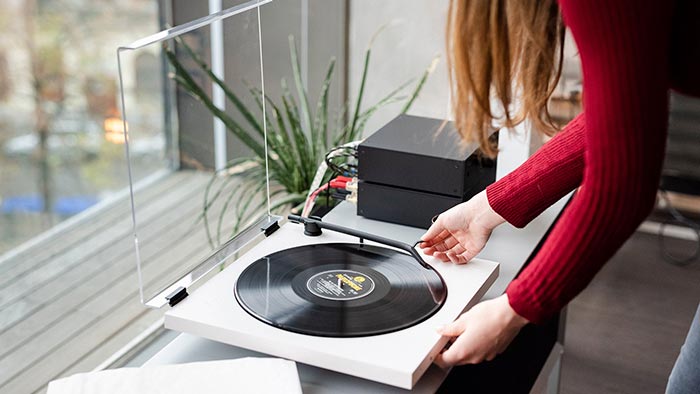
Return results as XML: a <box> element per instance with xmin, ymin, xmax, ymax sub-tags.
<box><xmin>234</xmin><ymin>243</ymin><xmax>447</xmax><ymax>337</ymax></box>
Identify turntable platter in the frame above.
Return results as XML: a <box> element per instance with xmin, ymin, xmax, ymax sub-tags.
<box><xmin>234</xmin><ymin>243</ymin><xmax>447</xmax><ymax>337</ymax></box>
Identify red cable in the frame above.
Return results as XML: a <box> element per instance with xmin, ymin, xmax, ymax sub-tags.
<box><xmin>303</xmin><ymin>176</ymin><xmax>354</xmax><ymax>216</ymax></box>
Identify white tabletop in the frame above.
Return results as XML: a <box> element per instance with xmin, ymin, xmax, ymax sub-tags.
<box><xmin>144</xmin><ymin>197</ymin><xmax>568</xmax><ymax>392</ymax></box>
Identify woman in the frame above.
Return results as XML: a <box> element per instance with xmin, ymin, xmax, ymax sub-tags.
<box><xmin>419</xmin><ymin>0</ymin><xmax>699</xmax><ymax>391</ymax></box>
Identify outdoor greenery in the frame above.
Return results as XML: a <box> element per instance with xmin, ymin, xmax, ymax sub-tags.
<box><xmin>166</xmin><ymin>34</ymin><xmax>436</xmax><ymax>247</ymax></box>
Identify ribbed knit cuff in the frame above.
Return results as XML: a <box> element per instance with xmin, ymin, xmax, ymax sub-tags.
<box><xmin>487</xmin><ymin>113</ymin><xmax>586</xmax><ymax>229</ymax></box>
<box><xmin>505</xmin><ymin>279</ymin><xmax>551</xmax><ymax>325</ymax></box>
<box><xmin>486</xmin><ymin>179</ymin><xmax>530</xmax><ymax>229</ymax></box>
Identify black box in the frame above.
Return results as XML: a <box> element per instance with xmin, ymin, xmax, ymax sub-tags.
<box><xmin>357</xmin><ymin>115</ymin><xmax>496</xmax><ymax>228</ymax></box>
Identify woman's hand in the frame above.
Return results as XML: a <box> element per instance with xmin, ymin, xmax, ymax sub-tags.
<box><xmin>435</xmin><ymin>294</ymin><xmax>529</xmax><ymax>367</ymax></box>
<box><xmin>420</xmin><ymin>190</ymin><xmax>505</xmax><ymax>264</ymax></box>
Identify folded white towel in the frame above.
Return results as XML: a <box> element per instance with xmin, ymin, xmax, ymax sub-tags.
<box><xmin>47</xmin><ymin>357</ymin><xmax>302</xmax><ymax>394</ymax></box>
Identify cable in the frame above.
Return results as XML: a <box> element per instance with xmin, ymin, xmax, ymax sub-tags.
<box><xmin>302</xmin><ymin>184</ymin><xmax>329</xmax><ymax>217</ymax></box>
<box><xmin>325</xmin><ymin>145</ymin><xmax>358</xmax><ymax>176</ymax></box>
<box><xmin>305</xmin><ymin>141</ymin><xmax>361</xmax><ymax>205</ymax></box>
<box><xmin>301</xmin><ymin>176</ymin><xmax>357</xmax><ymax>217</ymax></box>
<box><xmin>657</xmin><ymin>190</ymin><xmax>700</xmax><ymax>266</ymax></box>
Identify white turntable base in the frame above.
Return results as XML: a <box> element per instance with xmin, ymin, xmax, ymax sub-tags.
<box><xmin>164</xmin><ymin>222</ymin><xmax>498</xmax><ymax>390</ymax></box>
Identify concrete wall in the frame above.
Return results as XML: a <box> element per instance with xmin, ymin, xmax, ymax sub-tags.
<box><xmin>347</xmin><ymin>0</ymin><xmax>451</xmax><ymax>137</ymax></box>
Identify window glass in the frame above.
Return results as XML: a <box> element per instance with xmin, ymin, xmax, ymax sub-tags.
<box><xmin>0</xmin><ymin>0</ymin><xmax>162</xmax><ymax>253</ymax></box>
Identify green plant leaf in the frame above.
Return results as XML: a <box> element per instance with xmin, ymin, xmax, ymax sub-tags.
<box><xmin>165</xmin><ymin>49</ymin><xmax>268</xmax><ymax>160</ymax></box>
<box><xmin>219</xmin><ymin>175</ymin><xmax>266</xmax><ymax>244</ymax></box>
<box><xmin>288</xmin><ymin>36</ymin><xmax>315</xmax><ymax>142</ymax></box>
<box><xmin>348</xmin><ymin>47</ymin><xmax>371</xmax><ymax>140</ymax></box>
<box><xmin>269</xmin><ymin>192</ymin><xmax>306</xmax><ymax>213</ymax></box>
<box><xmin>175</xmin><ymin>36</ymin><xmax>264</xmax><ymax>138</ymax></box>
<box><xmin>280</xmin><ymin>82</ymin><xmax>314</xmax><ymax>183</ymax></box>
<box><xmin>314</xmin><ymin>58</ymin><xmax>336</xmax><ymax>154</ymax></box>
<box><xmin>248</xmin><ymin>85</ymin><xmax>303</xmax><ymax>187</ymax></box>
<box><xmin>401</xmin><ymin>56</ymin><xmax>439</xmax><ymax>114</ymax></box>
<box><xmin>199</xmin><ymin>156</ymin><xmax>262</xmax><ymax>246</ymax></box>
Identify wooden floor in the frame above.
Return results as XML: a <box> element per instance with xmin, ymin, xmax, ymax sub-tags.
<box><xmin>0</xmin><ymin>170</ymin><xmax>245</xmax><ymax>394</ymax></box>
<box><xmin>561</xmin><ymin>231</ymin><xmax>700</xmax><ymax>394</ymax></box>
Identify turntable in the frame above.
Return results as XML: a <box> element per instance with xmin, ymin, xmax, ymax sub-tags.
<box><xmin>164</xmin><ymin>215</ymin><xmax>497</xmax><ymax>389</ymax></box>
<box><xmin>117</xmin><ymin>1</ymin><xmax>499</xmax><ymax>390</ymax></box>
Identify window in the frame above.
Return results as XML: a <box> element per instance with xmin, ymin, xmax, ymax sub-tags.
<box><xmin>0</xmin><ymin>2</ymin><xmax>161</xmax><ymax>392</ymax></box>
<box><xmin>0</xmin><ymin>0</ymin><xmax>162</xmax><ymax>253</ymax></box>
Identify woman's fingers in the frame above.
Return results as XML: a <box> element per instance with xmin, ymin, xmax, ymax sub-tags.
<box><xmin>420</xmin><ymin>235</ymin><xmax>448</xmax><ymax>250</ymax></box>
<box><xmin>436</xmin><ymin>318</ymin><xmax>467</xmax><ymax>337</ymax></box>
<box><xmin>434</xmin><ymin>353</ymin><xmax>451</xmax><ymax>369</ymax></box>
<box><xmin>430</xmin><ymin>237</ymin><xmax>460</xmax><ymax>252</ymax></box>
<box><xmin>446</xmin><ymin>251</ymin><xmax>469</xmax><ymax>264</ymax></box>
<box><xmin>420</xmin><ymin>219</ymin><xmax>452</xmax><ymax>247</ymax></box>
<box><xmin>422</xmin><ymin>231</ymin><xmax>450</xmax><ymax>254</ymax></box>
<box><xmin>427</xmin><ymin>240</ymin><xmax>474</xmax><ymax>264</ymax></box>
<box><xmin>427</xmin><ymin>247</ymin><xmax>476</xmax><ymax>265</ymax></box>
<box><xmin>436</xmin><ymin>330</ymin><xmax>479</xmax><ymax>367</ymax></box>
<box><xmin>433</xmin><ymin>295</ymin><xmax>528</xmax><ymax>368</ymax></box>
<box><xmin>452</xmin><ymin>244</ymin><xmax>479</xmax><ymax>264</ymax></box>
<box><xmin>433</xmin><ymin>251</ymin><xmax>450</xmax><ymax>262</ymax></box>
<box><xmin>435</xmin><ymin>318</ymin><xmax>473</xmax><ymax>367</ymax></box>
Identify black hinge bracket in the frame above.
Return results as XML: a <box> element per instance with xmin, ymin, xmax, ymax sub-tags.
<box><xmin>261</xmin><ymin>219</ymin><xmax>280</xmax><ymax>237</ymax></box>
<box><xmin>166</xmin><ymin>286</ymin><xmax>188</xmax><ymax>307</ymax></box>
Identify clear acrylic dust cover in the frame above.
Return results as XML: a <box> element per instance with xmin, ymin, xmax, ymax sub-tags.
<box><xmin>117</xmin><ymin>0</ymin><xmax>278</xmax><ymax>308</ymax></box>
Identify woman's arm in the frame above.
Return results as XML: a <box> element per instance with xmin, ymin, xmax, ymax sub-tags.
<box><xmin>428</xmin><ymin>0</ymin><xmax>674</xmax><ymax>366</ymax></box>
<box><xmin>420</xmin><ymin>113</ymin><xmax>586</xmax><ymax>264</ymax></box>
<box><xmin>487</xmin><ymin>113</ymin><xmax>586</xmax><ymax>229</ymax></box>
<box><xmin>507</xmin><ymin>0</ymin><xmax>672</xmax><ymax>324</ymax></box>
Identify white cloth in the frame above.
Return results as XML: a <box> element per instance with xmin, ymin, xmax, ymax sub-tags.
<box><xmin>47</xmin><ymin>357</ymin><xmax>302</xmax><ymax>394</ymax></box>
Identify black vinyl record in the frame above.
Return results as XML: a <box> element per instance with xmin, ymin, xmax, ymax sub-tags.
<box><xmin>234</xmin><ymin>243</ymin><xmax>447</xmax><ymax>337</ymax></box>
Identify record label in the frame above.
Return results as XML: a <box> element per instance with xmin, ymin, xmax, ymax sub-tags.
<box><xmin>306</xmin><ymin>270</ymin><xmax>375</xmax><ymax>301</ymax></box>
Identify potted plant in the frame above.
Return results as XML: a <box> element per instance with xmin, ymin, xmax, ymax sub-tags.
<box><xmin>166</xmin><ymin>33</ymin><xmax>437</xmax><ymax>247</ymax></box>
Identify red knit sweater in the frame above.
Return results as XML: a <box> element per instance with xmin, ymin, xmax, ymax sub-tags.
<box><xmin>487</xmin><ymin>0</ymin><xmax>700</xmax><ymax>324</ymax></box>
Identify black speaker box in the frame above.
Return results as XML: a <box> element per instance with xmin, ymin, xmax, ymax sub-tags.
<box><xmin>357</xmin><ymin>115</ymin><xmax>496</xmax><ymax>228</ymax></box>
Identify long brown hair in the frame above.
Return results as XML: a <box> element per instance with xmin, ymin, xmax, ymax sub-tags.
<box><xmin>446</xmin><ymin>0</ymin><xmax>565</xmax><ymax>157</ymax></box>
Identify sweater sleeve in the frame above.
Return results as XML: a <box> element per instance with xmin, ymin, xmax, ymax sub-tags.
<box><xmin>486</xmin><ymin>113</ymin><xmax>585</xmax><ymax>229</ymax></box>
<box><xmin>506</xmin><ymin>0</ymin><xmax>672</xmax><ymax>324</ymax></box>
